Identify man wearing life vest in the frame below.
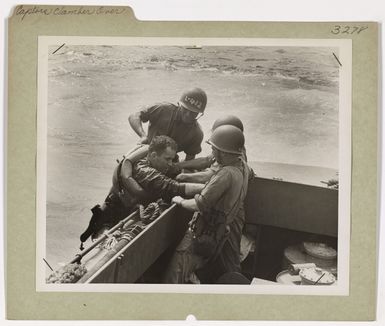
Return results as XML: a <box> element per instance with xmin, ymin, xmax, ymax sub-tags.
<box><xmin>163</xmin><ymin>125</ymin><xmax>249</xmax><ymax>283</ymax></box>
<box><xmin>80</xmin><ymin>136</ymin><xmax>205</xmax><ymax>244</ymax></box>
<box><xmin>128</xmin><ymin>88</ymin><xmax>207</xmax><ymax>161</ymax></box>
<box><xmin>122</xmin><ymin>115</ymin><xmax>252</xmax><ymax>200</ymax></box>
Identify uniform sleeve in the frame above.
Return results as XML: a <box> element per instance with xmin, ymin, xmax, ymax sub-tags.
<box><xmin>194</xmin><ymin>168</ymin><xmax>230</xmax><ymax>213</ymax></box>
<box><xmin>183</xmin><ymin>125</ymin><xmax>204</xmax><ymax>156</ymax></box>
<box><xmin>165</xmin><ymin>164</ymin><xmax>182</xmax><ymax>179</ymax></box>
<box><xmin>135</xmin><ymin>164</ymin><xmax>186</xmax><ymax>197</ymax></box>
<box><xmin>139</xmin><ymin>104</ymin><xmax>164</xmax><ymax>123</ymax></box>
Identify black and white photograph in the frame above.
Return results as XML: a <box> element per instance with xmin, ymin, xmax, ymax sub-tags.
<box><xmin>36</xmin><ymin>37</ymin><xmax>351</xmax><ymax>294</ymax></box>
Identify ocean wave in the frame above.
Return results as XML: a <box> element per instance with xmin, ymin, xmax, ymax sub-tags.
<box><xmin>48</xmin><ymin>45</ymin><xmax>339</xmax><ymax>91</ymax></box>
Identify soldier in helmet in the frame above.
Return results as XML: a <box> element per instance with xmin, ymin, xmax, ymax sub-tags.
<box><xmin>175</xmin><ymin>114</ymin><xmax>252</xmax><ymax>183</ymax></box>
<box><xmin>128</xmin><ymin>88</ymin><xmax>207</xmax><ymax>161</ymax></box>
<box><xmin>175</xmin><ymin>115</ymin><xmax>256</xmax><ymax>268</ymax></box>
<box><xmin>211</xmin><ymin>114</ymin><xmax>244</xmax><ymax>133</ymax></box>
<box><xmin>162</xmin><ymin>125</ymin><xmax>249</xmax><ymax>284</ymax></box>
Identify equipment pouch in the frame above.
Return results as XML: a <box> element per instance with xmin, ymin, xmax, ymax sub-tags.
<box><xmin>191</xmin><ymin>209</ymin><xmax>229</xmax><ymax>258</ymax></box>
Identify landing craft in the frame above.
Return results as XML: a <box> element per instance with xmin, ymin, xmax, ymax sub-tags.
<box><xmin>47</xmin><ymin>162</ymin><xmax>338</xmax><ymax>285</ymax></box>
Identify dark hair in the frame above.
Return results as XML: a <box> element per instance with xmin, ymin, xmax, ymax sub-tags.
<box><xmin>148</xmin><ymin>135</ymin><xmax>178</xmax><ymax>155</ymax></box>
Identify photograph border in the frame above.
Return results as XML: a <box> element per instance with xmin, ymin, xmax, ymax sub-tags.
<box><xmin>37</xmin><ymin>36</ymin><xmax>351</xmax><ymax>295</ymax></box>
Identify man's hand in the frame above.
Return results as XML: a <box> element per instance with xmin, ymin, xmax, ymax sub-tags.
<box><xmin>176</xmin><ymin>174</ymin><xmax>188</xmax><ymax>182</ymax></box>
<box><xmin>128</xmin><ymin>112</ymin><xmax>148</xmax><ymax>143</ymax></box>
<box><xmin>172</xmin><ymin>196</ymin><xmax>184</xmax><ymax>206</ymax></box>
<box><xmin>138</xmin><ymin>136</ymin><xmax>149</xmax><ymax>145</ymax></box>
<box><xmin>172</xmin><ymin>196</ymin><xmax>198</xmax><ymax>211</ymax></box>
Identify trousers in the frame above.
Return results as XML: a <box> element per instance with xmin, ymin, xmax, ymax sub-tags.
<box><xmin>162</xmin><ymin>228</ymin><xmax>242</xmax><ymax>284</ymax></box>
<box><xmin>162</xmin><ymin>230</ymin><xmax>205</xmax><ymax>284</ymax></box>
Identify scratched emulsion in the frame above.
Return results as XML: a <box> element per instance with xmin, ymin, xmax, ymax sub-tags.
<box><xmin>45</xmin><ymin>45</ymin><xmax>339</xmax><ymax>272</ymax></box>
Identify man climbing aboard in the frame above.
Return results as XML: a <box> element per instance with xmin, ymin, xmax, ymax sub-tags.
<box><xmin>80</xmin><ymin>136</ymin><xmax>205</xmax><ymax>244</ymax></box>
<box><xmin>175</xmin><ymin>114</ymin><xmax>253</xmax><ymax>184</ymax></box>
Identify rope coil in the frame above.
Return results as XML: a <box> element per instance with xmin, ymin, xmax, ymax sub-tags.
<box><xmin>48</xmin><ymin>202</ymin><xmax>164</xmax><ymax>283</ymax></box>
<box><xmin>99</xmin><ymin>230</ymin><xmax>122</xmax><ymax>250</ymax></box>
<box><xmin>139</xmin><ymin>202</ymin><xmax>160</xmax><ymax>225</ymax></box>
<box><xmin>99</xmin><ymin>202</ymin><xmax>160</xmax><ymax>250</ymax></box>
<box><xmin>46</xmin><ymin>263</ymin><xmax>87</xmax><ymax>284</ymax></box>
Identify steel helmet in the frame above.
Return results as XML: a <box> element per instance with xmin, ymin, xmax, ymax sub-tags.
<box><xmin>212</xmin><ymin>115</ymin><xmax>244</xmax><ymax>132</ymax></box>
<box><xmin>207</xmin><ymin>125</ymin><xmax>245</xmax><ymax>155</ymax></box>
<box><xmin>179</xmin><ymin>88</ymin><xmax>207</xmax><ymax>113</ymax></box>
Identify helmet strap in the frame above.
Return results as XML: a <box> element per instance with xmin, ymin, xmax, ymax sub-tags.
<box><xmin>178</xmin><ymin>102</ymin><xmax>204</xmax><ymax>120</ymax></box>
<box><xmin>195</xmin><ymin>112</ymin><xmax>204</xmax><ymax>121</ymax></box>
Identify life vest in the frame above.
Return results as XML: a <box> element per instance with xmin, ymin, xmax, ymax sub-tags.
<box><xmin>111</xmin><ymin>145</ymin><xmax>150</xmax><ymax>206</ymax></box>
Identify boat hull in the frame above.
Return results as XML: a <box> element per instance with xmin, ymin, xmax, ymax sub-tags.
<box><xmin>75</xmin><ymin>176</ymin><xmax>338</xmax><ymax>284</ymax></box>
<box><xmin>78</xmin><ymin>205</ymin><xmax>191</xmax><ymax>283</ymax></box>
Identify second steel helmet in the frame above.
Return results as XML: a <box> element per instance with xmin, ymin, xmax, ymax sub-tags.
<box><xmin>207</xmin><ymin>125</ymin><xmax>245</xmax><ymax>155</ymax></box>
<box><xmin>212</xmin><ymin>115</ymin><xmax>244</xmax><ymax>132</ymax></box>
<box><xmin>179</xmin><ymin>88</ymin><xmax>207</xmax><ymax>113</ymax></box>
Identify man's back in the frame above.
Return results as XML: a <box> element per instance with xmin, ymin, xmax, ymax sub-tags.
<box><xmin>139</xmin><ymin>102</ymin><xmax>203</xmax><ymax>157</ymax></box>
<box><xmin>196</xmin><ymin>159</ymin><xmax>249</xmax><ymax>277</ymax></box>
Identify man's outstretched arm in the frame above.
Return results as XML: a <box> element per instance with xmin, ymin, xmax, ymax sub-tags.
<box><xmin>184</xmin><ymin>153</ymin><xmax>196</xmax><ymax>161</ymax></box>
<box><xmin>171</xmin><ymin>155</ymin><xmax>214</xmax><ymax>172</ymax></box>
<box><xmin>135</xmin><ymin>164</ymin><xmax>204</xmax><ymax>198</ymax></box>
<box><xmin>184</xmin><ymin>183</ymin><xmax>205</xmax><ymax>197</ymax></box>
<box><xmin>176</xmin><ymin>170</ymin><xmax>214</xmax><ymax>184</ymax></box>
<box><xmin>172</xmin><ymin>196</ymin><xmax>198</xmax><ymax>211</ymax></box>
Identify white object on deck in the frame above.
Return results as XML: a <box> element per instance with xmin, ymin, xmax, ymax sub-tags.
<box><xmin>251</xmin><ymin>277</ymin><xmax>278</xmax><ymax>285</ymax></box>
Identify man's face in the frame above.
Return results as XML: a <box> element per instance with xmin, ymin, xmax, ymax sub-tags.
<box><xmin>149</xmin><ymin>146</ymin><xmax>177</xmax><ymax>173</ymax></box>
<box><xmin>180</xmin><ymin>106</ymin><xmax>199</xmax><ymax>124</ymax></box>
<box><xmin>212</xmin><ymin>147</ymin><xmax>222</xmax><ymax>164</ymax></box>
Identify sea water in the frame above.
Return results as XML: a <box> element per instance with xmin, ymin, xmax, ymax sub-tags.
<box><xmin>45</xmin><ymin>45</ymin><xmax>339</xmax><ymax>271</ymax></box>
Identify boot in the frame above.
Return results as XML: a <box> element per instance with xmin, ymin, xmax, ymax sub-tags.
<box><xmin>80</xmin><ymin>205</ymin><xmax>106</xmax><ymax>243</ymax></box>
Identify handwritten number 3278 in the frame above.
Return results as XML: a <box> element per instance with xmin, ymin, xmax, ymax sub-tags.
<box><xmin>331</xmin><ymin>25</ymin><xmax>368</xmax><ymax>35</ymax></box>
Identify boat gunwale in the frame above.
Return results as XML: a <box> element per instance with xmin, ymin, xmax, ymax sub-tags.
<box><xmin>78</xmin><ymin>203</ymin><xmax>178</xmax><ymax>283</ymax></box>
